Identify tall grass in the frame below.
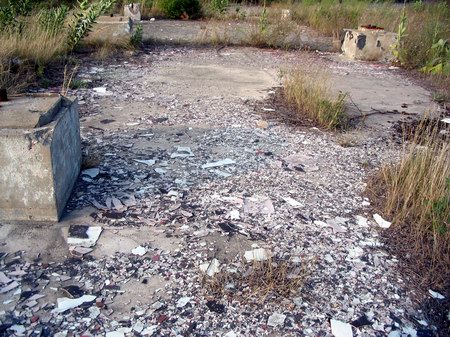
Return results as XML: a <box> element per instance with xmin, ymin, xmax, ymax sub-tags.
<box><xmin>283</xmin><ymin>68</ymin><xmax>347</xmax><ymax>129</ymax></box>
<box><xmin>373</xmin><ymin>120</ymin><xmax>449</xmax><ymax>289</ymax></box>
<box><xmin>0</xmin><ymin>21</ymin><xmax>67</xmax><ymax>65</ymax></box>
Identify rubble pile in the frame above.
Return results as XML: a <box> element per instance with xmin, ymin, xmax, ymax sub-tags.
<box><xmin>1</xmin><ymin>47</ymin><xmax>444</xmax><ymax>336</ymax></box>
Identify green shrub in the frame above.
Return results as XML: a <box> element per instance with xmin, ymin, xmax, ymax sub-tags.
<box><xmin>159</xmin><ymin>0</ymin><xmax>201</xmax><ymax>19</ymax></box>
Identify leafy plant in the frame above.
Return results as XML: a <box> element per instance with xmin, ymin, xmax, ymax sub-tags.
<box><xmin>210</xmin><ymin>0</ymin><xmax>228</xmax><ymax>16</ymax></box>
<box><xmin>392</xmin><ymin>4</ymin><xmax>407</xmax><ymax>63</ymax></box>
<box><xmin>158</xmin><ymin>0</ymin><xmax>201</xmax><ymax>19</ymax></box>
<box><xmin>130</xmin><ymin>22</ymin><xmax>143</xmax><ymax>47</ymax></box>
<box><xmin>421</xmin><ymin>38</ymin><xmax>450</xmax><ymax>75</ymax></box>
<box><xmin>67</xmin><ymin>0</ymin><xmax>117</xmax><ymax>50</ymax></box>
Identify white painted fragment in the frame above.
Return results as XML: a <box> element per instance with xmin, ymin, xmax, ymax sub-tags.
<box><xmin>106</xmin><ymin>332</ymin><xmax>125</xmax><ymax>337</ymax></box>
<box><xmin>330</xmin><ymin>319</ymin><xmax>353</xmax><ymax>337</ymax></box>
<box><xmin>82</xmin><ymin>168</ymin><xmax>100</xmax><ymax>178</ymax></box>
<box><xmin>355</xmin><ymin>215</ymin><xmax>369</xmax><ymax>227</ymax></box>
<box><xmin>283</xmin><ymin>197</ymin><xmax>302</xmax><ymax>208</ymax></box>
<box><xmin>441</xmin><ymin>118</ymin><xmax>450</xmax><ymax>124</ymax></box>
<box><xmin>133</xmin><ymin>159</ymin><xmax>156</xmax><ymax>166</ymax></box>
<box><xmin>229</xmin><ymin>210</ymin><xmax>240</xmax><ymax>220</ymax></box>
<box><xmin>244</xmin><ymin>248</ymin><xmax>269</xmax><ymax>262</ymax></box>
<box><xmin>53</xmin><ymin>295</ymin><xmax>96</xmax><ymax>313</ymax></box>
<box><xmin>199</xmin><ymin>258</ymin><xmax>220</xmax><ymax>277</ymax></box>
<box><xmin>132</xmin><ymin>246</ymin><xmax>147</xmax><ymax>256</ymax></box>
<box><xmin>67</xmin><ymin>227</ymin><xmax>102</xmax><ymax>248</ymax></box>
<box><xmin>224</xmin><ymin>331</ymin><xmax>237</xmax><ymax>337</ymax></box>
<box><xmin>373</xmin><ymin>214</ymin><xmax>391</xmax><ymax>228</ymax></box>
<box><xmin>202</xmin><ymin>158</ymin><xmax>236</xmax><ymax>169</ymax></box>
<box><xmin>176</xmin><ymin>297</ymin><xmax>191</xmax><ymax>308</ymax></box>
<box><xmin>142</xmin><ymin>326</ymin><xmax>158</xmax><ymax>335</ymax></box>
<box><xmin>429</xmin><ymin>289</ymin><xmax>445</xmax><ymax>299</ymax></box>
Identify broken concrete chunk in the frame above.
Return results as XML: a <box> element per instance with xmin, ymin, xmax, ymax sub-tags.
<box><xmin>53</xmin><ymin>295</ymin><xmax>96</xmax><ymax>313</ymax></box>
<box><xmin>244</xmin><ymin>248</ymin><xmax>269</xmax><ymax>262</ymax></box>
<box><xmin>267</xmin><ymin>313</ymin><xmax>286</xmax><ymax>327</ymax></box>
<box><xmin>373</xmin><ymin>214</ymin><xmax>391</xmax><ymax>228</ymax></box>
<box><xmin>330</xmin><ymin>319</ymin><xmax>353</xmax><ymax>337</ymax></box>
<box><xmin>0</xmin><ymin>271</ymin><xmax>12</xmax><ymax>284</ymax></box>
<box><xmin>202</xmin><ymin>158</ymin><xmax>236</xmax><ymax>169</ymax></box>
<box><xmin>67</xmin><ymin>225</ymin><xmax>102</xmax><ymax>248</ymax></box>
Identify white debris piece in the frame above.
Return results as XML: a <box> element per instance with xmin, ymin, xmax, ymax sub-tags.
<box><xmin>441</xmin><ymin>118</ymin><xmax>450</xmax><ymax>124</ymax></box>
<box><xmin>355</xmin><ymin>215</ymin><xmax>369</xmax><ymax>227</ymax></box>
<box><xmin>67</xmin><ymin>226</ymin><xmax>103</xmax><ymax>248</ymax></box>
<box><xmin>171</xmin><ymin>146</ymin><xmax>194</xmax><ymax>158</ymax></box>
<box><xmin>267</xmin><ymin>313</ymin><xmax>286</xmax><ymax>327</ymax></box>
<box><xmin>347</xmin><ymin>247</ymin><xmax>364</xmax><ymax>259</ymax></box>
<box><xmin>88</xmin><ymin>306</ymin><xmax>100</xmax><ymax>319</ymax></box>
<box><xmin>82</xmin><ymin>168</ymin><xmax>100</xmax><ymax>178</ymax></box>
<box><xmin>106</xmin><ymin>332</ymin><xmax>125</xmax><ymax>337</ymax></box>
<box><xmin>373</xmin><ymin>214</ymin><xmax>391</xmax><ymax>228</ymax></box>
<box><xmin>0</xmin><ymin>281</ymin><xmax>19</xmax><ymax>294</ymax></box>
<box><xmin>132</xmin><ymin>246</ymin><xmax>147</xmax><ymax>256</ymax></box>
<box><xmin>283</xmin><ymin>197</ymin><xmax>302</xmax><ymax>208</ymax></box>
<box><xmin>53</xmin><ymin>295</ymin><xmax>96</xmax><ymax>313</ymax></box>
<box><xmin>176</xmin><ymin>297</ymin><xmax>191</xmax><ymax>308</ymax></box>
<box><xmin>142</xmin><ymin>326</ymin><xmax>158</xmax><ymax>335</ymax></box>
<box><xmin>228</xmin><ymin>210</ymin><xmax>240</xmax><ymax>220</ymax></box>
<box><xmin>200</xmin><ymin>258</ymin><xmax>220</xmax><ymax>276</ymax></box>
<box><xmin>93</xmin><ymin>87</ymin><xmax>112</xmax><ymax>95</ymax></box>
<box><xmin>330</xmin><ymin>319</ymin><xmax>353</xmax><ymax>337</ymax></box>
<box><xmin>243</xmin><ymin>196</ymin><xmax>274</xmax><ymax>214</ymax></box>
<box><xmin>388</xmin><ymin>331</ymin><xmax>401</xmax><ymax>337</ymax></box>
<box><xmin>9</xmin><ymin>325</ymin><xmax>26</xmax><ymax>334</ymax></box>
<box><xmin>133</xmin><ymin>159</ymin><xmax>156</xmax><ymax>166</ymax></box>
<box><xmin>0</xmin><ymin>272</ymin><xmax>12</xmax><ymax>284</ymax></box>
<box><xmin>429</xmin><ymin>289</ymin><xmax>445</xmax><ymax>299</ymax></box>
<box><xmin>244</xmin><ymin>248</ymin><xmax>269</xmax><ymax>262</ymax></box>
<box><xmin>202</xmin><ymin>158</ymin><xmax>236</xmax><ymax>169</ymax></box>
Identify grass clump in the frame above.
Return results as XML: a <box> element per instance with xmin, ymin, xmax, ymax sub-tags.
<box><xmin>203</xmin><ymin>257</ymin><xmax>310</xmax><ymax>303</ymax></box>
<box><xmin>370</xmin><ymin>119</ymin><xmax>449</xmax><ymax>290</ymax></box>
<box><xmin>283</xmin><ymin>68</ymin><xmax>348</xmax><ymax>129</ymax></box>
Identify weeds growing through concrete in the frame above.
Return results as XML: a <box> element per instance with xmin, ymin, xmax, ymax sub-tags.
<box><xmin>283</xmin><ymin>68</ymin><xmax>348</xmax><ymax>130</ymax></box>
<box><xmin>370</xmin><ymin>118</ymin><xmax>449</xmax><ymax>290</ymax></box>
<box><xmin>203</xmin><ymin>258</ymin><xmax>311</xmax><ymax>303</ymax></box>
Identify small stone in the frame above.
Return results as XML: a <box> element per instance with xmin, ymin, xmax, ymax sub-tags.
<box><xmin>267</xmin><ymin>313</ymin><xmax>286</xmax><ymax>327</ymax></box>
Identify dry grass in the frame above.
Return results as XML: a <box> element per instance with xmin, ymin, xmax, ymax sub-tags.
<box><xmin>203</xmin><ymin>257</ymin><xmax>311</xmax><ymax>303</ymax></box>
<box><xmin>283</xmin><ymin>68</ymin><xmax>348</xmax><ymax>130</ymax></box>
<box><xmin>370</xmin><ymin>119</ymin><xmax>449</xmax><ymax>290</ymax></box>
<box><xmin>0</xmin><ymin>23</ymin><xmax>67</xmax><ymax>65</ymax></box>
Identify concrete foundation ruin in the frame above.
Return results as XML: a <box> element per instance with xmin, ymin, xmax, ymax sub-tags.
<box><xmin>0</xmin><ymin>95</ymin><xmax>81</xmax><ymax>222</ymax></box>
<box><xmin>124</xmin><ymin>3</ymin><xmax>141</xmax><ymax>21</ymax></box>
<box><xmin>341</xmin><ymin>26</ymin><xmax>397</xmax><ymax>62</ymax></box>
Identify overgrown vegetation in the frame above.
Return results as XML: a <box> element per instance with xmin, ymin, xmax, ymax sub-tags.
<box><xmin>283</xmin><ymin>68</ymin><xmax>348</xmax><ymax>129</ymax></box>
<box><xmin>0</xmin><ymin>0</ymin><xmax>118</xmax><ymax>93</ymax></box>
<box><xmin>158</xmin><ymin>0</ymin><xmax>201</xmax><ymax>19</ymax></box>
<box><xmin>369</xmin><ymin>119</ymin><xmax>450</xmax><ymax>290</ymax></box>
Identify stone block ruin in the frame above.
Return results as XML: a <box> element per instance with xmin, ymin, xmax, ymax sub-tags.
<box><xmin>0</xmin><ymin>94</ymin><xmax>81</xmax><ymax>222</ymax></box>
<box><xmin>341</xmin><ymin>25</ymin><xmax>397</xmax><ymax>62</ymax></box>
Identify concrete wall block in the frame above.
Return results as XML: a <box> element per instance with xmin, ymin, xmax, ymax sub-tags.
<box><xmin>0</xmin><ymin>95</ymin><xmax>81</xmax><ymax>222</ymax></box>
<box><xmin>341</xmin><ymin>28</ymin><xmax>397</xmax><ymax>62</ymax></box>
<box><xmin>124</xmin><ymin>3</ymin><xmax>141</xmax><ymax>21</ymax></box>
